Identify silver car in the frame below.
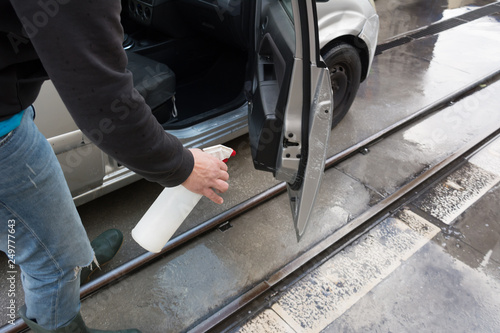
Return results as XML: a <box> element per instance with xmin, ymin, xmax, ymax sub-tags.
<box><xmin>34</xmin><ymin>0</ymin><xmax>378</xmax><ymax>237</ymax></box>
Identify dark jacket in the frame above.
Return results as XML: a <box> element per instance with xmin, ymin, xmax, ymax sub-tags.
<box><xmin>0</xmin><ymin>0</ymin><xmax>194</xmax><ymax>187</ymax></box>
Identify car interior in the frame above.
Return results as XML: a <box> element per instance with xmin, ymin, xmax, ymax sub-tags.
<box><xmin>121</xmin><ymin>0</ymin><xmax>253</xmax><ymax>129</ymax></box>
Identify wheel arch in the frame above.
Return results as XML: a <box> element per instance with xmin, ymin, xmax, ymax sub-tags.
<box><xmin>320</xmin><ymin>35</ymin><xmax>370</xmax><ymax>82</ymax></box>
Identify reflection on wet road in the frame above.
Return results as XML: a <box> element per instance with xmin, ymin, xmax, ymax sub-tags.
<box><xmin>330</xmin><ymin>2</ymin><xmax>500</xmax><ymax>158</ymax></box>
<box><xmin>376</xmin><ymin>0</ymin><xmax>496</xmax><ymax>42</ymax></box>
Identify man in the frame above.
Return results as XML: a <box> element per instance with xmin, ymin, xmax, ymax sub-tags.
<box><xmin>0</xmin><ymin>0</ymin><xmax>230</xmax><ymax>332</ymax></box>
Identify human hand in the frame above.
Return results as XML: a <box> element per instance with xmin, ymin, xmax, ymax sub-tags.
<box><xmin>182</xmin><ymin>148</ymin><xmax>230</xmax><ymax>204</ymax></box>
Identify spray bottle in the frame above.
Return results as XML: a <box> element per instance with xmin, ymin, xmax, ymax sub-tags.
<box><xmin>131</xmin><ymin>144</ymin><xmax>235</xmax><ymax>253</ymax></box>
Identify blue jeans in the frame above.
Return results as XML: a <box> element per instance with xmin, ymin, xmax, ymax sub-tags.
<box><xmin>0</xmin><ymin>107</ymin><xmax>94</xmax><ymax>329</ymax></box>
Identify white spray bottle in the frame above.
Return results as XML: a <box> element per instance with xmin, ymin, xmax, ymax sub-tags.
<box><xmin>131</xmin><ymin>144</ymin><xmax>235</xmax><ymax>253</ymax></box>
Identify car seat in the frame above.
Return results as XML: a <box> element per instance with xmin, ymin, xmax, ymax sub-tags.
<box><xmin>126</xmin><ymin>51</ymin><xmax>176</xmax><ymax>124</ymax></box>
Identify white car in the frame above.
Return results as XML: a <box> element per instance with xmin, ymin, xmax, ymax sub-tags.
<box><xmin>35</xmin><ymin>0</ymin><xmax>378</xmax><ymax>237</ymax></box>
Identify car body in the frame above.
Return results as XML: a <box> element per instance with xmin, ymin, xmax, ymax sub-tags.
<box><xmin>34</xmin><ymin>0</ymin><xmax>378</xmax><ymax>234</ymax></box>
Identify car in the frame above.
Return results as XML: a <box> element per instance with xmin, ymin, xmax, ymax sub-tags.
<box><xmin>34</xmin><ymin>0</ymin><xmax>378</xmax><ymax>237</ymax></box>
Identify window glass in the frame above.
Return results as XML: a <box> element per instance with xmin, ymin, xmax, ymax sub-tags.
<box><xmin>280</xmin><ymin>0</ymin><xmax>293</xmax><ymax>20</ymax></box>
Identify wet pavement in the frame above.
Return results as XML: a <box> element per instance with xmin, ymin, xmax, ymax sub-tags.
<box><xmin>2</xmin><ymin>0</ymin><xmax>500</xmax><ymax>332</ymax></box>
<box><xmin>333</xmin><ymin>5</ymin><xmax>500</xmax><ymax>157</ymax></box>
<box><xmin>73</xmin><ymin>78</ymin><xmax>500</xmax><ymax>332</ymax></box>
<box><xmin>240</xmin><ymin>136</ymin><xmax>500</xmax><ymax>332</ymax></box>
<box><xmin>375</xmin><ymin>0</ymin><xmax>496</xmax><ymax>42</ymax></box>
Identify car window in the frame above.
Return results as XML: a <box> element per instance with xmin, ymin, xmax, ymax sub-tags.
<box><xmin>280</xmin><ymin>0</ymin><xmax>293</xmax><ymax>21</ymax></box>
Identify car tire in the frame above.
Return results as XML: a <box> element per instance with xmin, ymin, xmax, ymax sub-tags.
<box><xmin>321</xmin><ymin>43</ymin><xmax>362</xmax><ymax>129</ymax></box>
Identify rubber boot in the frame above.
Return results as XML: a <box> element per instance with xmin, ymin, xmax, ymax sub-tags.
<box><xmin>19</xmin><ymin>305</ymin><xmax>141</xmax><ymax>332</ymax></box>
<box><xmin>81</xmin><ymin>229</ymin><xmax>124</xmax><ymax>285</ymax></box>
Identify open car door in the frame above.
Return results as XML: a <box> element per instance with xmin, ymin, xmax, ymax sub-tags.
<box><xmin>249</xmin><ymin>0</ymin><xmax>334</xmax><ymax>240</ymax></box>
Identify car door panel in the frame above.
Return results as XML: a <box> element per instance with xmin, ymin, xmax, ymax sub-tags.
<box><xmin>249</xmin><ymin>1</ymin><xmax>296</xmax><ymax>173</ymax></box>
<box><xmin>288</xmin><ymin>66</ymin><xmax>333</xmax><ymax>237</ymax></box>
<box><xmin>249</xmin><ymin>0</ymin><xmax>334</xmax><ymax>240</ymax></box>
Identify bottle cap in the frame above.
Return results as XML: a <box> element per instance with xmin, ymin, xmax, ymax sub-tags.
<box><xmin>203</xmin><ymin>144</ymin><xmax>236</xmax><ymax>162</ymax></box>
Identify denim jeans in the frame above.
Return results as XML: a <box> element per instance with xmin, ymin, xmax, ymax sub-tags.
<box><xmin>0</xmin><ymin>107</ymin><xmax>94</xmax><ymax>329</ymax></box>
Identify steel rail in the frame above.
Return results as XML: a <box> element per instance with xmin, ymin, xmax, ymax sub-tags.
<box><xmin>2</xmin><ymin>70</ymin><xmax>499</xmax><ymax>333</ymax></box>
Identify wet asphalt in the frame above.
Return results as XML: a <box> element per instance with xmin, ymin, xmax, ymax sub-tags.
<box><xmin>1</xmin><ymin>0</ymin><xmax>500</xmax><ymax>332</ymax></box>
<box><xmin>240</xmin><ymin>135</ymin><xmax>500</xmax><ymax>333</ymax></box>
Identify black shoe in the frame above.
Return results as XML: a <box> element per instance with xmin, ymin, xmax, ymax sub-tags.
<box><xmin>80</xmin><ymin>229</ymin><xmax>124</xmax><ymax>285</ymax></box>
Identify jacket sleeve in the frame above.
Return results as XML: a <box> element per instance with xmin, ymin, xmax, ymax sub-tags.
<box><xmin>9</xmin><ymin>0</ymin><xmax>194</xmax><ymax>187</ymax></box>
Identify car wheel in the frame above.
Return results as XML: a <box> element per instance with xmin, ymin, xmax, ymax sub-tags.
<box><xmin>321</xmin><ymin>43</ymin><xmax>362</xmax><ymax>129</ymax></box>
